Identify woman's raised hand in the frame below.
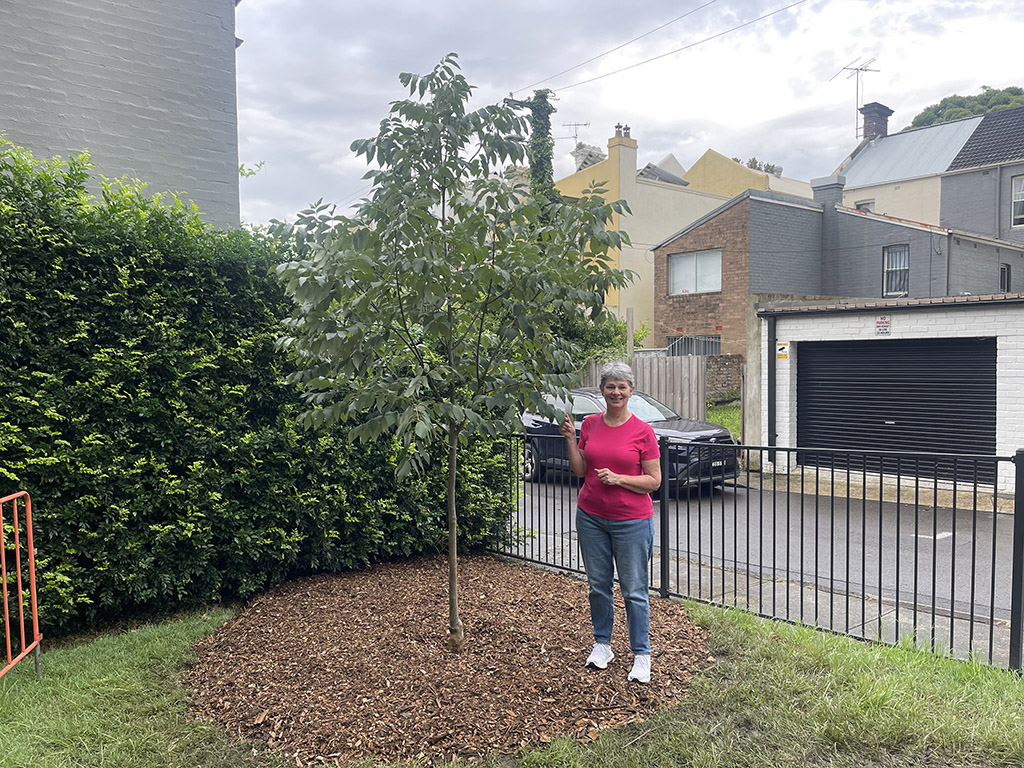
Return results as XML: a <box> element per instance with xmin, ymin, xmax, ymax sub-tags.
<box><xmin>558</xmin><ymin>413</ymin><xmax>575</xmax><ymax>441</ymax></box>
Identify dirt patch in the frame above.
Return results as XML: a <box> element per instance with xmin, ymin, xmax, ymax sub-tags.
<box><xmin>185</xmin><ymin>554</ymin><xmax>709</xmax><ymax>765</ymax></box>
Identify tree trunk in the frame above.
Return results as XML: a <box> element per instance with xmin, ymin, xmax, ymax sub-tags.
<box><xmin>446</xmin><ymin>421</ymin><xmax>465</xmax><ymax>652</ymax></box>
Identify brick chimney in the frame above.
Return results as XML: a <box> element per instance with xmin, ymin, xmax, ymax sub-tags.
<box><xmin>859</xmin><ymin>102</ymin><xmax>894</xmax><ymax>141</ymax></box>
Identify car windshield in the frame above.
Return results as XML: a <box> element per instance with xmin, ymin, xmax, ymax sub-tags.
<box><xmin>627</xmin><ymin>392</ymin><xmax>680</xmax><ymax>422</ymax></box>
<box><xmin>537</xmin><ymin>391</ymin><xmax>680</xmax><ymax>423</ymax></box>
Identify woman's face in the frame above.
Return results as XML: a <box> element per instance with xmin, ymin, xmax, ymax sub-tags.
<box><xmin>601</xmin><ymin>378</ymin><xmax>634</xmax><ymax>410</ymax></box>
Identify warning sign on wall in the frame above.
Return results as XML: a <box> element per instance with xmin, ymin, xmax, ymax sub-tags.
<box><xmin>776</xmin><ymin>342</ymin><xmax>789</xmax><ymax>359</ymax></box>
<box><xmin>876</xmin><ymin>315</ymin><xmax>891</xmax><ymax>336</ymax></box>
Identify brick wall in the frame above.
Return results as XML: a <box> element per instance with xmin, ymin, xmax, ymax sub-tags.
<box><xmin>654</xmin><ymin>199</ymin><xmax>750</xmax><ymax>357</ymax></box>
<box><xmin>0</xmin><ymin>0</ymin><xmax>239</xmax><ymax>229</ymax></box>
<box><xmin>706</xmin><ymin>354</ymin><xmax>743</xmax><ymax>401</ymax></box>
<box><xmin>748</xmin><ymin>195</ymin><xmax>822</xmax><ymax>293</ymax></box>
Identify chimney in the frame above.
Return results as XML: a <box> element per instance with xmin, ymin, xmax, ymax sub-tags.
<box><xmin>859</xmin><ymin>102</ymin><xmax>894</xmax><ymax>141</ymax></box>
<box><xmin>570</xmin><ymin>143</ymin><xmax>606</xmax><ymax>172</ymax></box>
<box><xmin>811</xmin><ymin>175</ymin><xmax>846</xmax><ymax>207</ymax></box>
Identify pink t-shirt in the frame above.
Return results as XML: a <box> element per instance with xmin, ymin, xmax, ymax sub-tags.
<box><xmin>576</xmin><ymin>413</ymin><xmax>660</xmax><ymax>521</ymax></box>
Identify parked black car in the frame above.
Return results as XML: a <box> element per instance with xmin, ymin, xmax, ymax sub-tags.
<box><xmin>521</xmin><ymin>388</ymin><xmax>738</xmax><ymax>490</ymax></box>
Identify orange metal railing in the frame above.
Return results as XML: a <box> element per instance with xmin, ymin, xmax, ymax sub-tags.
<box><xmin>1</xmin><ymin>491</ymin><xmax>42</xmax><ymax>681</ymax></box>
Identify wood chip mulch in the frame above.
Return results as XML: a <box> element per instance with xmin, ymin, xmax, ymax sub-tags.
<box><xmin>185</xmin><ymin>554</ymin><xmax>710</xmax><ymax>766</ymax></box>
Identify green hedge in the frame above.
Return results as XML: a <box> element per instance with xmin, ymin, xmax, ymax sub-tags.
<box><xmin>0</xmin><ymin>141</ymin><xmax>512</xmax><ymax>635</ymax></box>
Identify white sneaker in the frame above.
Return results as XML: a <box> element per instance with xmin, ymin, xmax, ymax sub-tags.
<box><xmin>627</xmin><ymin>654</ymin><xmax>651</xmax><ymax>683</ymax></box>
<box><xmin>585</xmin><ymin>643</ymin><xmax>614</xmax><ymax>669</ymax></box>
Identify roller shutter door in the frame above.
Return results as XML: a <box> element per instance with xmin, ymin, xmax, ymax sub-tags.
<box><xmin>796</xmin><ymin>337</ymin><xmax>996</xmax><ymax>483</ymax></box>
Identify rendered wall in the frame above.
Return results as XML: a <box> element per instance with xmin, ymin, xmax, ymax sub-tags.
<box><xmin>0</xmin><ymin>0</ymin><xmax>240</xmax><ymax>229</ymax></box>
<box><xmin>685</xmin><ymin>149</ymin><xmax>767</xmax><ymax>198</ymax></box>
<box><xmin>841</xmin><ymin>176</ymin><xmax>941</xmax><ymax>226</ymax></box>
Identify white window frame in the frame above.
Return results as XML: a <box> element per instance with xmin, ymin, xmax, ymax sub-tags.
<box><xmin>667</xmin><ymin>248</ymin><xmax>722</xmax><ymax>295</ymax></box>
<box><xmin>1013</xmin><ymin>175</ymin><xmax>1024</xmax><ymax>227</ymax></box>
<box><xmin>882</xmin><ymin>244</ymin><xmax>910</xmax><ymax>298</ymax></box>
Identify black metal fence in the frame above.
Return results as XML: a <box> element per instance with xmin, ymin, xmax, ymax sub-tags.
<box><xmin>500</xmin><ymin>434</ymin><xmax>1024</xmax><ymax>670</ymax></box>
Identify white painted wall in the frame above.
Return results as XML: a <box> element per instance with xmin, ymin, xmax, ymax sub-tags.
<box><xmin>0</xmin><ymin>0</ymin><xmax>239</xmax><ymax>229</ymax></box>
<box><xmin>761</xmin><ymin>302</ymin><xmax>1024</xmax><ymax>492</ymax></box>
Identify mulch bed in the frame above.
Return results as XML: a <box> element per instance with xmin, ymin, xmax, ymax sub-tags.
<box><xmin>185</xmin><ymin>554</ymin><xmax>710</xmax><ymax>766</ymax></box>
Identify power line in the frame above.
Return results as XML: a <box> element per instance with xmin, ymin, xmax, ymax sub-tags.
<box><xmin>513</xmin><ymin>0</ymin><xmax>720</xmax><ymax>95</ymax></box>
<box><xmin>557</xmin><ymin>0</ymin><xmax>811</xmax><ymax>92</ymax></box>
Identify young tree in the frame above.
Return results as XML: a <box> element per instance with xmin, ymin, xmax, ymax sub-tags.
<box><xmin>275</xmin><ymin>54</ymin><xmax>631</xmax><ymax>651</ymax></box>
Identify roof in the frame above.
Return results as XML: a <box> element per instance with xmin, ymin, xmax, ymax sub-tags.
<box><xmin>756</xmin><ymin>292</ymin><xmax>1024</xmax><ymax>317</ymax></box>
<box><xmin>637</xmin><ymin>162</ymin><xmax>689</xmax><ymax>186</ymax></box>
<box><xmin>841</xmin><ymin>116</ymin><xmax>982</xmax><ymax>188</ymax></box>
<box><xmin>947</xmin><ymin>105</ymin><xmax>1024</xmax><ymax>171</ymax></box>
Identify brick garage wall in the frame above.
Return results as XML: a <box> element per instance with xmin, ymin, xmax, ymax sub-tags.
<box><xmin>654</xmin><ymin>199</ymin><xmax>750</xmax><ymax>357</ymax></box>
<box><xmin>707</xmin><ymin>354</ymin><xmax>743</xmax><ymax>401</ymax></box>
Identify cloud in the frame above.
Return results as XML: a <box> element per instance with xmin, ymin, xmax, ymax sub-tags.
<box><xmin>235</xmin><ymin>0</ymin><xmax>1024</xmax><ymax>224</ymax></box>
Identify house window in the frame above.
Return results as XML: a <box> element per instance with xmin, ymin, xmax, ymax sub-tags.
<box><xmin>666</xmin><ymin>334</ymin><xmax>721</xmax><ymax>356</ymax></box>
<box><xmin>1013</xmin><ymin>176</ymin><xmax>1024</xmax><ymax>227</ymax></box>
<box><xmin>1001</xmin><ymin>263</ymin><xmax>1012</xmax><ymax>292</ymax></box>
<box><xmin>668</xmin><ymin>248</ymin><xmax>721</xmax><ymax>295</ymax></box>
<box><xmin>855</xmin><ymin>200</ymin><xmax>875</xmax><ymax>212</ymax></box>
<box><xmin>882</xmin><ymin>245</ymin><xmax>909</xmax><ymax>297</ymax></box>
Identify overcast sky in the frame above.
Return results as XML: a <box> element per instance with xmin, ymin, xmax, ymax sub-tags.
<box><xmin>234</xmin><ymin>0</ymin><xmax>1022</xmax><ymax>225</ymax></box>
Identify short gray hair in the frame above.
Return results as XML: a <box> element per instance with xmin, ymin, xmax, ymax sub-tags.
<box><xmin>599</xmin><ymin>361</ymin><xmax>635</xmax><ymax>389</ymax></box>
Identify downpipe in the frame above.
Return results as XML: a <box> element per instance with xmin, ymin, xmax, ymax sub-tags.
<box><xmin>1009</xmin><ymin>449</ymin><xmax>1024</xmax><ymax>672</ymax></box>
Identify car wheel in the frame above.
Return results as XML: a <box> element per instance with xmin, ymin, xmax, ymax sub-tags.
<box><xmin>522</xmin><ymin>441</ymin><xmax>545</xmax><ymax>482</ymax></box>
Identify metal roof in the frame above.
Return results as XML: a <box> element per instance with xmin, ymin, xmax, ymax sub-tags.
<box><xmin>637</xmin><ymin>162</ymin><xmax>689</xmax><ymax>186</ymax></box>
<box><xmin>841</xmin><ymin>116</ymin><xmax>982</xmax><ymax>188</ymax></box>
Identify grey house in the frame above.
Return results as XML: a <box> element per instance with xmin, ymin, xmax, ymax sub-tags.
<box><xmin>837</xmin><ymin>102</ymin><xmax>1024</xmax><ymax>255</ymax></box>
<box><xmin>941</xmin><ymin>106</ymin><xmax>1024</xmax><ymax>247</ymax></box>
<box><xmin>0</xmin><ymin>0</ymin><xmax>241</xmax><ymax>229</ymax></box>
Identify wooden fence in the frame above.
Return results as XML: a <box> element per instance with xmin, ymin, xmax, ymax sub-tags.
<box><xmin>583</xmin><ymin>356</ymin><xmax>706</xmax><ymax>421</ymax></box>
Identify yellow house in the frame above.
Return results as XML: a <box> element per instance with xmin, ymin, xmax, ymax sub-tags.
<box><xmin>555</xmin><ymin>126</ymin><xmax>728</xmax><ymax>331</ymax></box>
<box><xmin>685</xmin><ymin>148</ymin><xmax>812</xmax><ymax>199</ymax></box>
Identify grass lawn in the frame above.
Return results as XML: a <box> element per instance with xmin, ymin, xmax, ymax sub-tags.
<box><xmin>2</xmin><ymin>594</ymin><xmax>1022</xmax><ymax>768</ymax></box>
<box><xmin>707</xmin><ymin>402</ymin><xmax>741</xmax><ymax>441</ymax></box>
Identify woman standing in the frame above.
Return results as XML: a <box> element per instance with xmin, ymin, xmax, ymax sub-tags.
<box><xmin>559</xmin><ymin>362</ymin><xmax>661</xmax><ymax>683</ymax></box>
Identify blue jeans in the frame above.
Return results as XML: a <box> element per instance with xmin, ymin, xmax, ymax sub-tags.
<box><xmin>575</xmin><ymin>508</ymin><xmax>653</xmax><ymax>655</ymax></box>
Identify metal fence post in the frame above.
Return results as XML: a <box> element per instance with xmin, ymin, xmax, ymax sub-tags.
<box><xmin>1009</xmin><ymin>450</ymin><xmax>1024</xmax><ymax>672</ymax></box>
<box><xmin>659</xmin><ymin>436</ymin><xmax>670</xmax><ymax>599</ymax></box>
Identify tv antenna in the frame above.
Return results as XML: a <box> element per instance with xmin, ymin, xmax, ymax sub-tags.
<box><xmin>562</xmin><ymin>121</ymin><xmax>590</xmax><ymax>143</ymax></box>
<box><xmin>830</xmin><ymin>57</ymin><xmax>879</xmax><ymax>137</ymax></box>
